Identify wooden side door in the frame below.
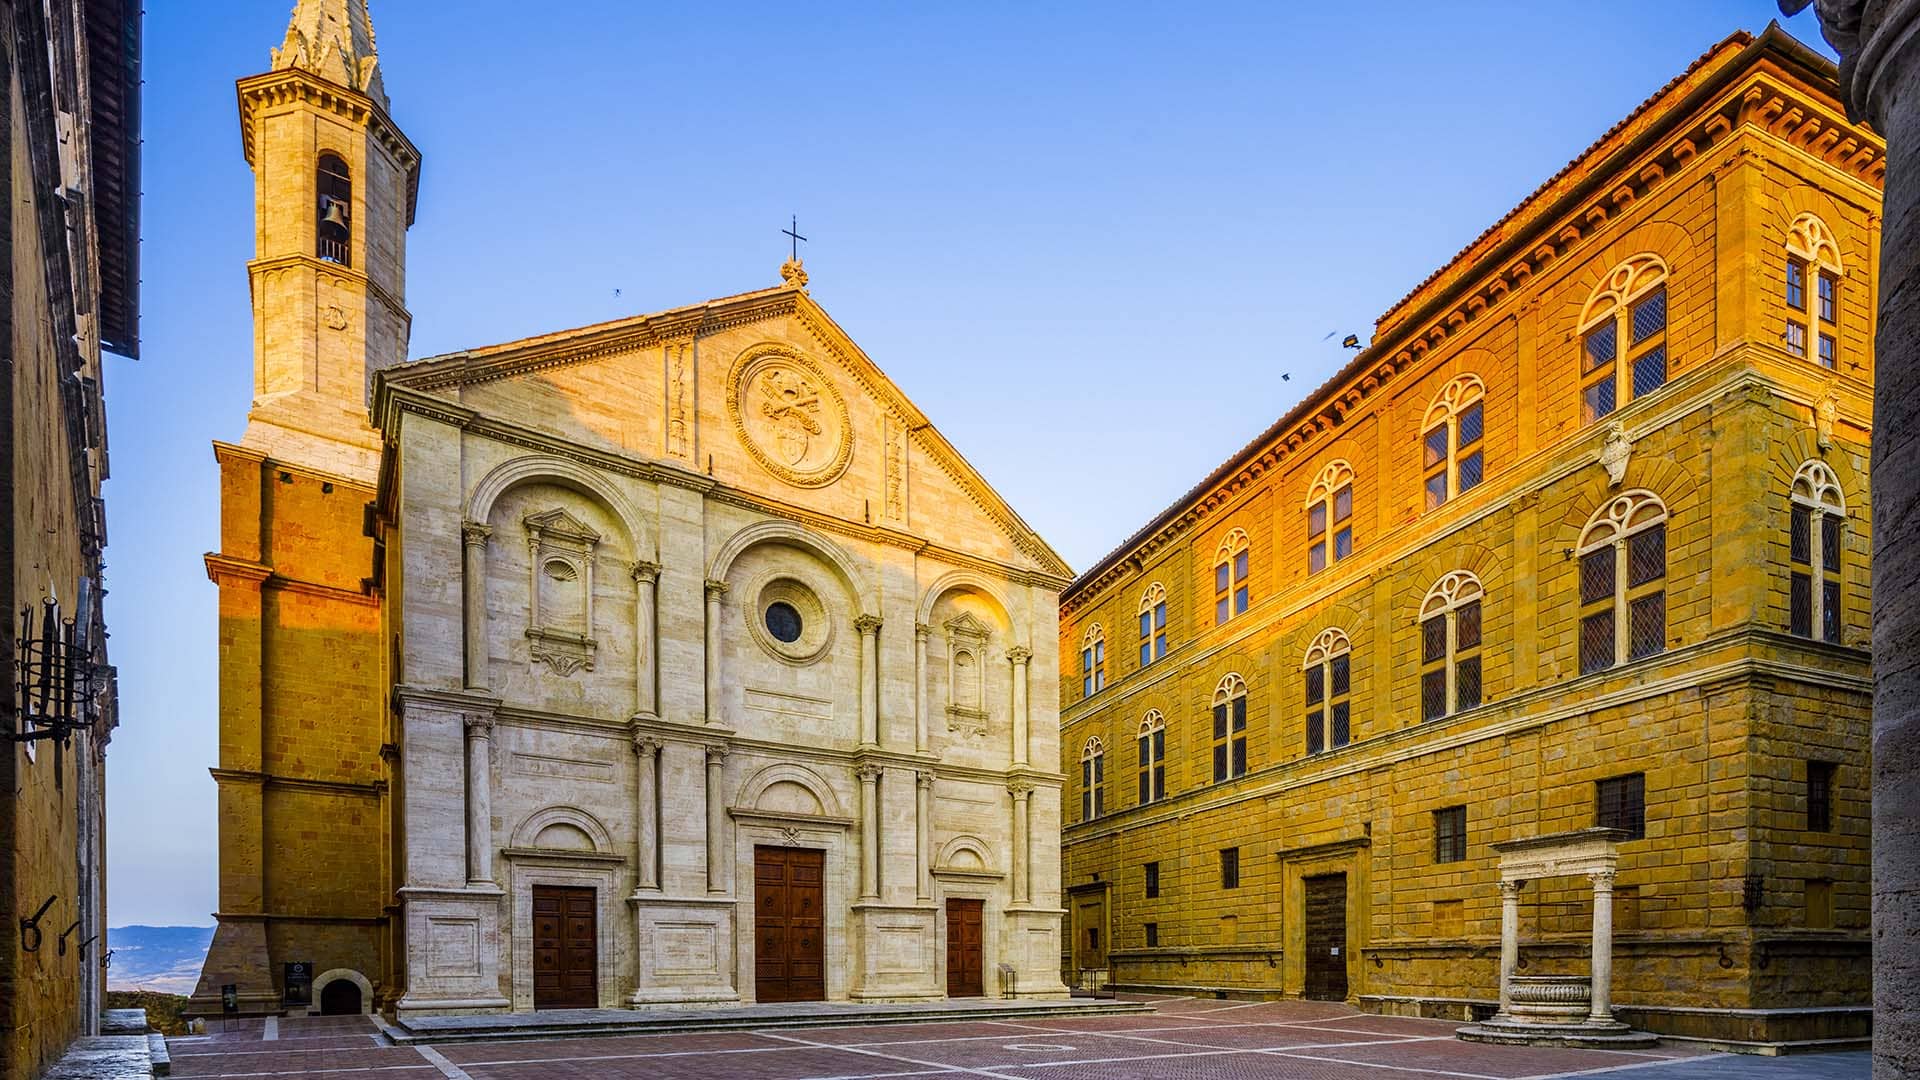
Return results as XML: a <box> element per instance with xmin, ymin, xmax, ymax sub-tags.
<box><xmin>754</xmin><ymin>846</ymin><xmax>826</xmax><ymax>1003</ymax></box>
<box><xmin>532</xmin><ymin>885</ymin><xmax>598</xmax><ymax>1009</ymax></box>
<box><xmin>1303</xmin><ymin>873</ymin><xmax>1349</xmax><ymax>1001</ymax></box>
<box><xmin>945</xmin><ymin>898</ymin><xmax>984</xmax><ymax>997</ymax></box>
<box><xmin>1072</xmin><ymin>892</ymin><xmax>1108</xmax><ymax>984</ymax></box>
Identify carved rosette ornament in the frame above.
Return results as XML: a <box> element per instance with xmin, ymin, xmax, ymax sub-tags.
<box><xmin>726</xmin><ymin>343</ymin><xmax>853</xmax><ymax>488</ymax></box>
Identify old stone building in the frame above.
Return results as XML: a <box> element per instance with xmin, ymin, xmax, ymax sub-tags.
<box><xmin>192</xmin><ymin>0</ymin><xmax>1070</xmax><ymax>1017</ymax></box>
<box><xmin>1058</xmin><ymin>27</ymin><xmax>1877</xmax><ymax>1048</ymax></box>
<box><xmin>0</xmin><ymin>0</ymin><xmax>140</xmax><ymax>1077</ymax></box>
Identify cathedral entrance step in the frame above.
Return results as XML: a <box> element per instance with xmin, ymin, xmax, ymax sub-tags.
<box><xmin>383</xmin><ymin>996</ymin><xmax>1151</xmax><ymax>1045</ymax></box>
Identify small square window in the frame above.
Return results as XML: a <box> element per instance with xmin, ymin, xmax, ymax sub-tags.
<box><xmin>1786</xmin><ymin>321</ymin><xmax>1808</xmax><ymax>357</ymax></box>
<box><xmin>1220</xmin><ymin>847</ymin><xmax>1240</xmax><ymax>890</ymax></box>
<box><xmin>1144</xmin><ymin>922</ymin><xmax>1159</xmax><ymax>947</ymax></box>
<box><xmin>1597</xmin><ymin>773</ymin><xmax>1646</xmax><ymax>839</ymax></box>
<box><xmin>1434</xmin><ymin>805</ymin><xmax>1467</xmax><ymax>863</ymax></box>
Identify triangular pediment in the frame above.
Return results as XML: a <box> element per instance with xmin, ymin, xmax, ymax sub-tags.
<box><xmin>522</xmin><ymin>507</ymin><xmax>599</xmax><ymax>544</ymax></box>
<box><xmin>944</xmin><ymin>611</ymin><xmax>993</xmax><ymax>642</ymax></box>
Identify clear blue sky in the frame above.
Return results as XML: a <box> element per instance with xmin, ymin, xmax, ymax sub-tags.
<box><xmin>106</xmin><ymin>1</ymin><xmax>1835</xmax><ymax>926</ymax></box>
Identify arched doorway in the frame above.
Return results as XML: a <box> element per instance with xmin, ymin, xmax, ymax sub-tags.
<box><xmin>319</xmin><ymin>979</ymin><xmax>362</xmax><ymax>1015</ymax></box>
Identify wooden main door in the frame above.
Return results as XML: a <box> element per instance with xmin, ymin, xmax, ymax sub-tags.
<box><xmin>754</xmin><ymin>846</ymin><xmax>826</xmax><ymax>1003</ymax></box>
<box><xmin>945</xmin><ymin>898</ymin><xmax>984</xmax><ymax>997</ymax></box>
<box><xmin>1303</xmin><ymin>873</ymin><xmax>1349</xmax><ymax>1001</ymax></box>
<box><xmin>532</xmin><ymin>885</ymin><xmax>597</xmax><ymax>1009</ymax></box>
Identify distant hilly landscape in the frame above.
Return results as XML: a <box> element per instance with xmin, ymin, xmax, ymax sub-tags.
<box><xmin>107</xmin><ymin>925</ymin><xmax>212</xmax><ymax>995</ymax></box>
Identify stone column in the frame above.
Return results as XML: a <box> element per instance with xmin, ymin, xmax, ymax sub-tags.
<box><xmin>858</xmin><ymin>764</ymin><xmax>882</xmax><ymax>900</ymax></box>
<box><xmin>1496</xmin><ymin>879</ymin><xmax>1522</xmax><ymax>1019</ymax></box>
<box><xmin>1009</xmin><ymin>780</ymin><xmax>1033</xmax><ymax>905</ymax></box>
<box><xmin>1588</xmin><ymin>869</ymin><xmax>1616</xmax><ymax>1024</ymax></box>
<box><xmin>463</xmin><ymin>713</ymin><xmax>495</xmax><ymax>886</ymax></box>
<box><xmin>705</xmin><ymin>745</ymin><xmax>729</xmax><ymax>894</ymax></box>
<box><xmin>1007</xmin><ymin>646</ymin><xmax>1032</xmax><ymax>769</ymax></box>
<box><xmin>631</xmin><ymin>734</ymin><xmax>659</xmax><ymax>892</ymax></box>
<box><xmin>914</xmin><ymin>623</ymin><xmax>931</xmax><ymax>753</ymax></box>
<box><xmin>703</xmin><ymin>580</ymin><xmax>728</xmax><ymax>725</ymax></box>
<box><xmin>916</xmin><ymin>770</ymin><xmax>933</xmax><ymax>901</ymax></box>
<box><xmin>631</xmin><ymin>561</ymin><xmax>660</xmax><ymax>718</ymax></box>
<box><xmin>856</xmin><ymin>616</ymin><xmax>882</xmax><ymax>747</ymax></box>
<box><xmin>1786</xmin><ymin>6</ymin><xmax>1919</xmax><ymax>1072</ymax></box>
<box><xmin>460</xmin><ymin>522</ymin><xmax>491</xmax><ymax>690</ymax></box>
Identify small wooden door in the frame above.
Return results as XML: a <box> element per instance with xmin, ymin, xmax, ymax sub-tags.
<box><xmin>754</xmin><ymin>846</ymin><xmax>826</xmax><ymax>1003</ymax></box>
<box><xmin>945</xmin><ymin>898</ymin><xmax>985</xmax><ymax>997</ymax></box>
<box><xmin>1303</xmin><ymin>873</ymin><xmax>1349</xmax><ymax>1001</ymax></box>
<box><xmin>532</xmin><ymin>885</ymin><xmax>597</xmax><ymax>1009</ymax></box>
<box><xmin>1072</xmin><ymin>892</ymin><xmax>1108</xmax><ymax>984</ymax></box>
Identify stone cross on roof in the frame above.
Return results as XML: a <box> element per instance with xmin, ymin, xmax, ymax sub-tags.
<box><xmin>271</xmin><ymin>0</ymin><xmax>388</xmax><ymax>107</ymax></box>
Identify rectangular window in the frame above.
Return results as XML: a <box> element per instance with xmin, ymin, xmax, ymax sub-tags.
<box><xmin>1421</xmin><ymin>669</ymin><xmax>1447</xmax><ymax>722</ymax></box>
<box><xmin>1791</xmin><ymin>505</ymin><xmax>1811</xmax><ymax>564</ymax></box>
<box><xmin>1306</xmin><ymin>710</ymin><xmax>1324</xmax><ymax>755</ymax></box>
<box><xmin>1421</xmin><ymin>615</ymin><xmax>1446</xmax><ymax>664</ymax></box>
<box><xmin>1628</xmin><ymin>592</ymin><xmax>1665</xmax><ymax>661</ymax></box>
<box><xmin>1808</xmin><ymin>760</ymin><xmax>1836</xmax><ymax>832</ymax></box>
<box><xmin>1597</xmin><ymin>772</ymin><xmax>1647</xmax><ymax>839</ymax></box>
<box><xmin>1455</xmin><ymin>656</ymin><xmax>1482</xmax><ymax>712</ymax></box>
<box><xmin>1144</xmin><ymin>922</ymin><xmax>1159</xmax><ymax>947</ymax></box>
<box><xmin>1580</xmin><ymin>610</ymin><xmax>1616</xmax><ymax>675</ymax></box>
<box><xmin>1628</xmin><ymin>525</ymin><xmax>1665</xmax><ymax>587</ymax></box>
<box><xmin>1331</xmin><ymin>654</ymin><xmax>1350</xmax><ymax>696</ymax></box>
<box><xmin>1822</xmin><ymin>515</ymin><xmax>1841</xmax><ymax>573</ymax></box>
<box><xmin>1583</xmin><ymin>375</ymin><xmax>1617</xmax><ymax>424</ymax></box>
<box><xmin>1631</xmin><ymin>344</ymin><xmax>1667</xmax><ymax>398</ymax></box>
<box><xmin>1081</xmin><ymin>648</ymin><xmax>1093</xmax><ymax>699</ymax></box>
<box><xmin>1145</xmin><ymin>860</ymin><xmax>1160</xmax><ymax>898</ymax></box>
<box><xmin>1585</xmin><ymin>321</ymin><xmax>1618</xmax><ymax>372</ymax></box>
<box><xmin>1786</xmin><ymin>320</ymin><xmax>1808</xmax><ymax>357</ymax></box>
<box><xmin>1230</xmin><ymin>695</ymin><xmax>1247</xmax><ymax>778</ymax></box>
<box><xmin>1423</xmin><ymin>426</ymin><xmax>1448</xmax><ymax>468</ymax></box>
<box><xmin>1330</xmin><ymin>701</ymin><xmax>1350</xmax><ymax>747</ymax></box>
<box><xmin>1819</xmin><ymin>271</ymin><xmax>1838</xmax><ymax>323</ymax></box>
<box><xmin>1787</xmin><ymin>257</ymin><xmax>1808</xmax><ymax>311</ymax></box>
<box><xmin>1458</xmin><ymin>402</ymin><xmax>1484</xmax><ymax>447</ymax></box>
<box><xmin>1211</xmin><ymin>702</ymin><xmax>1228</xmax><ymax>783</ymax></box>
<box><xmin>1220</xmin><ymin>847</ymin><xmax>1239</xmax><ymax>890</ymax></box>
<box><xmin>1824</xmin><ymin>579</ymin><xmax>1842</xmax><ymax>643</ymax></box>
<box><xmin>1305</xmin><ymin>665</ymin><xmax>1324</xmax><ymax>706</ymax></box>
<box><xmin>1434</xmin><ymin>805</ymin><xmax>1467</xmax><ymax>864</ymax></box>
<box><xmin>1791</xmin><ymin>572</ymin><xmax>1813</xmax><ymax>637</ymax></box>
<box><xmin>1819</xmin><ymin>332</ymin><xmax>1837</xmax><ymax>369</ymax></box>
<box><xmin>1631</xmin><ymin>286</ymin><xmax>1667</xmax><ymax>343</ymax></box>
<box><xmin>1458</xmin><ymin>449</ymin><xmax>1484</xmax><ymax>493</ymax></box>
<box><xmin>1456</xmin><ymin>601</ymin><xmax>1481</xmax><ymax>651</ymax></box>
<box><xmin>1424</xmin><ymin>427</ymin><xmax>1449</xmax><ymax>510</ymax></box>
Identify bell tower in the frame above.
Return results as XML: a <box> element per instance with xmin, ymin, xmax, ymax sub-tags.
<box><xmin>236</xmin><ymin>0</ymin><xmax>419</xmax><ymax>480</ymax></box>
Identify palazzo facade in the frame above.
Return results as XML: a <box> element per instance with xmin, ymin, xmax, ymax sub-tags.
<box><xmin>1057</xmin><ymin>28</ymin><xmax>1879</xmax><ymax>1047</ymax></box>
<box><xmin>192</xmin><ymin>0</ymin><xmax>1070</xmax><ymax>1017</ymax></box>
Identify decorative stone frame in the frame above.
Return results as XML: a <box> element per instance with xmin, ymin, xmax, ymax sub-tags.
<box><xmin>503</xmin><ymin>850</ymin><xmax>626</xmax><ymax>1011</ymax></box>
<box><xmin>726</xmin><ymin>342</ymin><xmax>855</xmax><ymax>488</ymax></box>
<box><xmin>933</xmin><ymin>874</ymin><xmax>1008</xmax><ymax>999</ymax></box>
<box><xmin>523</xmin><ymin>507</ymin><xmax>601</xmax><ymax>677</ymax></box>
<box><xmin>742</xmin><ymin>569</ymin><xmax>836</xmax><ymax>666</ymax></box>
<box><xmin>947</xmin><ymin>612</ymin><xmax>994</xmax><ymax>738</ymax></box>
<box><xmin>726</xmin><ymin>765</ymin><xmax>856</xmax><ymax>1003</ymax></box>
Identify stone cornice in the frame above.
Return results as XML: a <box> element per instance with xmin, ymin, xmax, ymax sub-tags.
<box><xmin>373</xmin><ymin>382</ymin><xmax>1071</xmax><ymax>591</ymax></box>
<box><xmin>248</xmin><ymin>253</ymin><xmax>411</xmax><ymax>326</ymax></box>
<box><xmin>212</xmin><ymin>439</ymin><xmax>381</xmax><ymax>491</ymax></box>
<box><xmin>209</xmin><ymin>768</ymin><xmax>384</xmax><ymax>797</ymax></box>
<box><xmin>1062</xmin><ymin>31</ymin><xmax>1883</xmax><ymax>616</ymax></box>
<box><xmin>235</xmin><ymin>68</ymin><xmax>421</xmax><ymax>223</ymax></box>
<box><xmin>204</xmin><ymin>553</ymin><xmax>272</xmax><ymax>586</ymax></box>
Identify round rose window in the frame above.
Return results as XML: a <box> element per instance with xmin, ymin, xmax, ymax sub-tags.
<box><xmin>765</xmin><ymin>601</ymin><xmax>803</xmax><ymax>643</ymax></box>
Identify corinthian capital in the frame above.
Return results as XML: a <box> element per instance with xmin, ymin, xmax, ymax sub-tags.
<box><xmin>461</xmin><ymin>520</ymin><xmax>492</xmax><ymax>547</ymax></box>
<box><xmin>463</xmin><ymin>712</ymin><xmax>495</xmax><ymax>736</ymax></box>
<box><xmin>855</xmin><ymin>614</ymin><xmax>883</xmax><ymax>636</ymax></box>
<box><xmin>1005</xmin><ymin>645</ymin><xmax>1033</xmax><ymax>666</ymax></box>
<box><xmin>1007</xmin><ymin>779</ymin><xmax>1035</xmax><ymax>799</ymax></box>
<box><xmin>857</xmin><ymin>763</ymin><xmax>884</xmax><ymax>783</ymax></box>
<box><xmin>704</xmin><ymin>578</ymin><xmax>730</xmax><ymax>600</ymax></box>
<box><xmin>630</xmin><ymin>560</ymin><xmax>661</xmax><ymax>584</ymax></box>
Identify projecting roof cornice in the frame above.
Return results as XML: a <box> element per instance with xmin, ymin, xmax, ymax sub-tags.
<box><xmin>236</xmin><ymin>68</ymin><xmax>421</xmax><ymax>224</ymax></box>
<box><xmin>1061</xmin><ymin>27</ymin><xmax>1882</xmax><ymax>616</ymax></box>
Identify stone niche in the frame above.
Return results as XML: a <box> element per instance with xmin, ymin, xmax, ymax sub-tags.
<box><xmin>522</xmin><ymin>507</ymin><xmax>601</xmax><ymax>677</ymax></box>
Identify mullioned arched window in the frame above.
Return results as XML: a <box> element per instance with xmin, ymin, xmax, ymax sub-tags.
<box><xmin>1302</xmin><ymin>628</ymin><xmax>1352</xmax><ymax>754</ymax></box>
<box><xmin>1579</xmin><ymin>254</ymin><xmax>1669</xmax><ymax>424</ymax></box>
<box><xmin>1789</xmin><ymin>460</ymin><xmax>1846</xmax><ymax>643</ymax></box>
<box><xmin>1577</xmin><ymin>490</ymin><xmax>1668</xmax><ymax>674</ymax></box>
<box><xmin>1305</xmin><ymin>462</ymin><xmax>1356</xmax><ymax>573</ymax></box>
<box><xmin>1422</xmin><ymin>375</ymin><xmax>1486</xmax><ymax>510</ymax></box>
<box><xmin>1419</xmin><ymin>572</ymin><xmax>1484</xmax><ymax>720</ymax></box>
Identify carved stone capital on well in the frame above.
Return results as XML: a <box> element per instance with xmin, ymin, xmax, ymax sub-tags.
<box><xmin>461</xmin><ymin>520</ymin><xmax>492</xmax><ymax>548</ymax></box>
<box><xmin>1007</xmin><ymin>779</ymin><xmax>1036</xmax><ymax>799</ymax></box>
<box><xmin>854</xmin><ymin>614</ymin><xmax>883</xmax><ymax>636</ymax></box>
<box><xmin>1589</xmin><ymin>869</ymin><xmax>1618</xmax><ymax>892</ymax></box>
<box><xmin>856</xmin><ymin>763</ymin><xmax>883</xmax><ymax>784</ymax></box>
<box><xmin>914</xmin><ymin>622</ymin><xmax>933</xmax><ymax>640</ymax></box>
<box><xmin>630</xmin><ymin>560</ymin><xmax>661</xmax><ymax>584</ymax></box>
<box><xmin>462</xmin><ymin>712</ymin><xmax>495</xmax><ymax>736</ymax></box>
<box><xmin>1499</xmin><ymin>879</ymin><xmax>1526</xmax><ymax>899</ymax></box>
<box><xmin>1005</xmin><ymin>645</ymin><xmax>1034</xmax><ymax>666</ymax></box>
<box><xmin>704</xmin><ymin>578</ymin><xmax>730</xmax><ymax>600</ymax></box>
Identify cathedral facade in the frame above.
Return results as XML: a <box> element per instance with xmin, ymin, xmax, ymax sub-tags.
<box><xmin>192</xmin><ymin>0</ymin><xmax>1070</xmax><ymax>1016</ymax></box>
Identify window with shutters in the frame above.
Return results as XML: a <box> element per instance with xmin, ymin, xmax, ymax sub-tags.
<box><xmin>1079</xmin><ymin>624</ymin><xmax>1106</xmax><ymax>699</ymax></box>
<box><xmin>1419</xmin><ymin>571</ymin><xmax>1485</xmax><ymax>720</ymax></box>
<box><xmin>1138</xmin><ymin>582</ymin><xmax>1169</xmax><ymax>665</ymax></box>
<box><xmin>1596</xmin><ymin>772</ymin><xmax>1647</xmax><ymax>839</ymax></box>
<box><xmin>1214</xmin><ymin>530</ymin><xmax>1251</xmax><ymax>625</ymax></box>
<box><xmin>1211</xmin><ymin>673</ymin><xmax>1248</xmax><ymax>783</ymax></box>
<box><xmin>1789</xmin><ymin>460</ymin><xmax>1846</xmax><ymax>644</ymax></box>
<box><xmin>1137</xmin><ymin>711</ymin><xmax>1166</xmax><ymax>805</ymax></box>
<box><xmin>1576</xmin><ymin>490</ymin><xmax>1668</xmax><ymax>675</ymax></box>
<box><xmin>1434</xmin><ymin>805</ymin><xmax>1467</xmax><ymax>863</ymax></box>
<box><xmin>1305</xmin><ymin>461</ymin><xmax>1356</xmax><ymax>574</ymax></box>
<box><xmin>1080</xmin><ymin>737</ymin><xmax>1105</xmax><ymax>821</ymax></box>
<box><xmin>1422</xmin><ymin>375</ymin><xmax>1487</xmax><ymax>511</ymax></box>
<box><xmin>1578</xmin><ymin>254</ymin><xmax>1669</xmax><ymax>425</ymax></box>
<box><xmin>1302</xmin><ymin>628</ymin><xmax>1353</xmax><ymax>755</ymax></box>
<box><xmin>1786</xmin><ymin>212</ymin><xmax>1845</xmax><ymax>370</ymax></box>
<box><xmin>1808</xmin><ymin>760</ymin><xmax>1836</xmax><ymax>832</ymax></box>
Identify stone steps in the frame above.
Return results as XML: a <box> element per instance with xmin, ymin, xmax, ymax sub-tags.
<box><xmin>385</xmin><ymin>997</ymin><xmax>1153</xmax><ymax>1045</ymax></box>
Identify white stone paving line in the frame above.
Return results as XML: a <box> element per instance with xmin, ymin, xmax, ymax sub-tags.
<box><xmin>262</xmin><ymin>1016</ymin><xmax>279</xmax><ymax>1041</ymax></box>
<box><xmin>173</xmin><ymin>1068</ymin><xmax>436</xmax><ymax>1079</ymax></box>
<box><xmin>757</xmin><ymin>1028</ymin><xmax>1033</xmax><ymax>1080</ymax></box>
<box><xmin>1515</xmin><ymin>1054</ymin><xmax>1739</xmax><ymax>1080</ymax></box>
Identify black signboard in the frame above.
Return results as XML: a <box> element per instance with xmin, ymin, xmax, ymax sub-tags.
<box><xmin>284</xmin><ymin>961</ymin><xmax>313</xmax><ymax>1007</ymax></box>
<box><xmin>221</xmin><ymin>984</ymin><xmax>237</xmax><ymax>1014</ymax></box>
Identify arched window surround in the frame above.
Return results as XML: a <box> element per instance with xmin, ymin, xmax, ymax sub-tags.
<box><xmin>1418</xmin><ymin>572</ymin><xmax>1484</xmax><ymax>721</ymax></box>
<box><xmin>1214</xmin><ymin>530</ymin><xmax>1250</xmax><ymax>625</ymax></box>
<box><xmin>1080</xmin><ymin>624</ymin><xmax>1106</xmax><ymax>699</ymax></box>
<box><xmin>1305</xmin><ymin>461</ymin><xmax>1356</xmax><ymax>574</ymax></box>
<box><xmin>1579</xmin><ymin>254</ymin><xmax>1670</xmax><ymax>426</ymax></box>
<box><xmin>1577</xmin><ymin>490</ymin><xmax>1669</xmax><ymax>674</ymax></box>
<box><xmin>1303</xmin><ymin>628</ymin><xmax>1352</xmax><ymax>754</ymax></box>
<box><xmin>1211</xmin><ymin>673</ymin><xmax>1248</xmax><ymax>783</ymax></box>
<box><xmin>1785</xmin><ymin>212</ymin><xmax>1845</xmax><ymax>369</ymax></box>
<box><xmin>1137</xmin><ymin>711</ymin><xmax>1166</xmax><ymax>805</ymax></box>
<box><xmin>1138</xmin><ymin>582</ymin><xmax>1169</xmax><ymax>666</ymax></box>
<box><xmin>1081</xmin><ymin>736</ymin><xmax>1106</xmax><ymax>821</ymax></box>
<box><xmin>1790</xmin><ymin>460</ymin><xmax>1847</xmax><ymax>643</ymax></box>
<box><xmin>1422</xmin><ymin>375</ymin><xmax>1487</xmax><ymax>511</ymax></box>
